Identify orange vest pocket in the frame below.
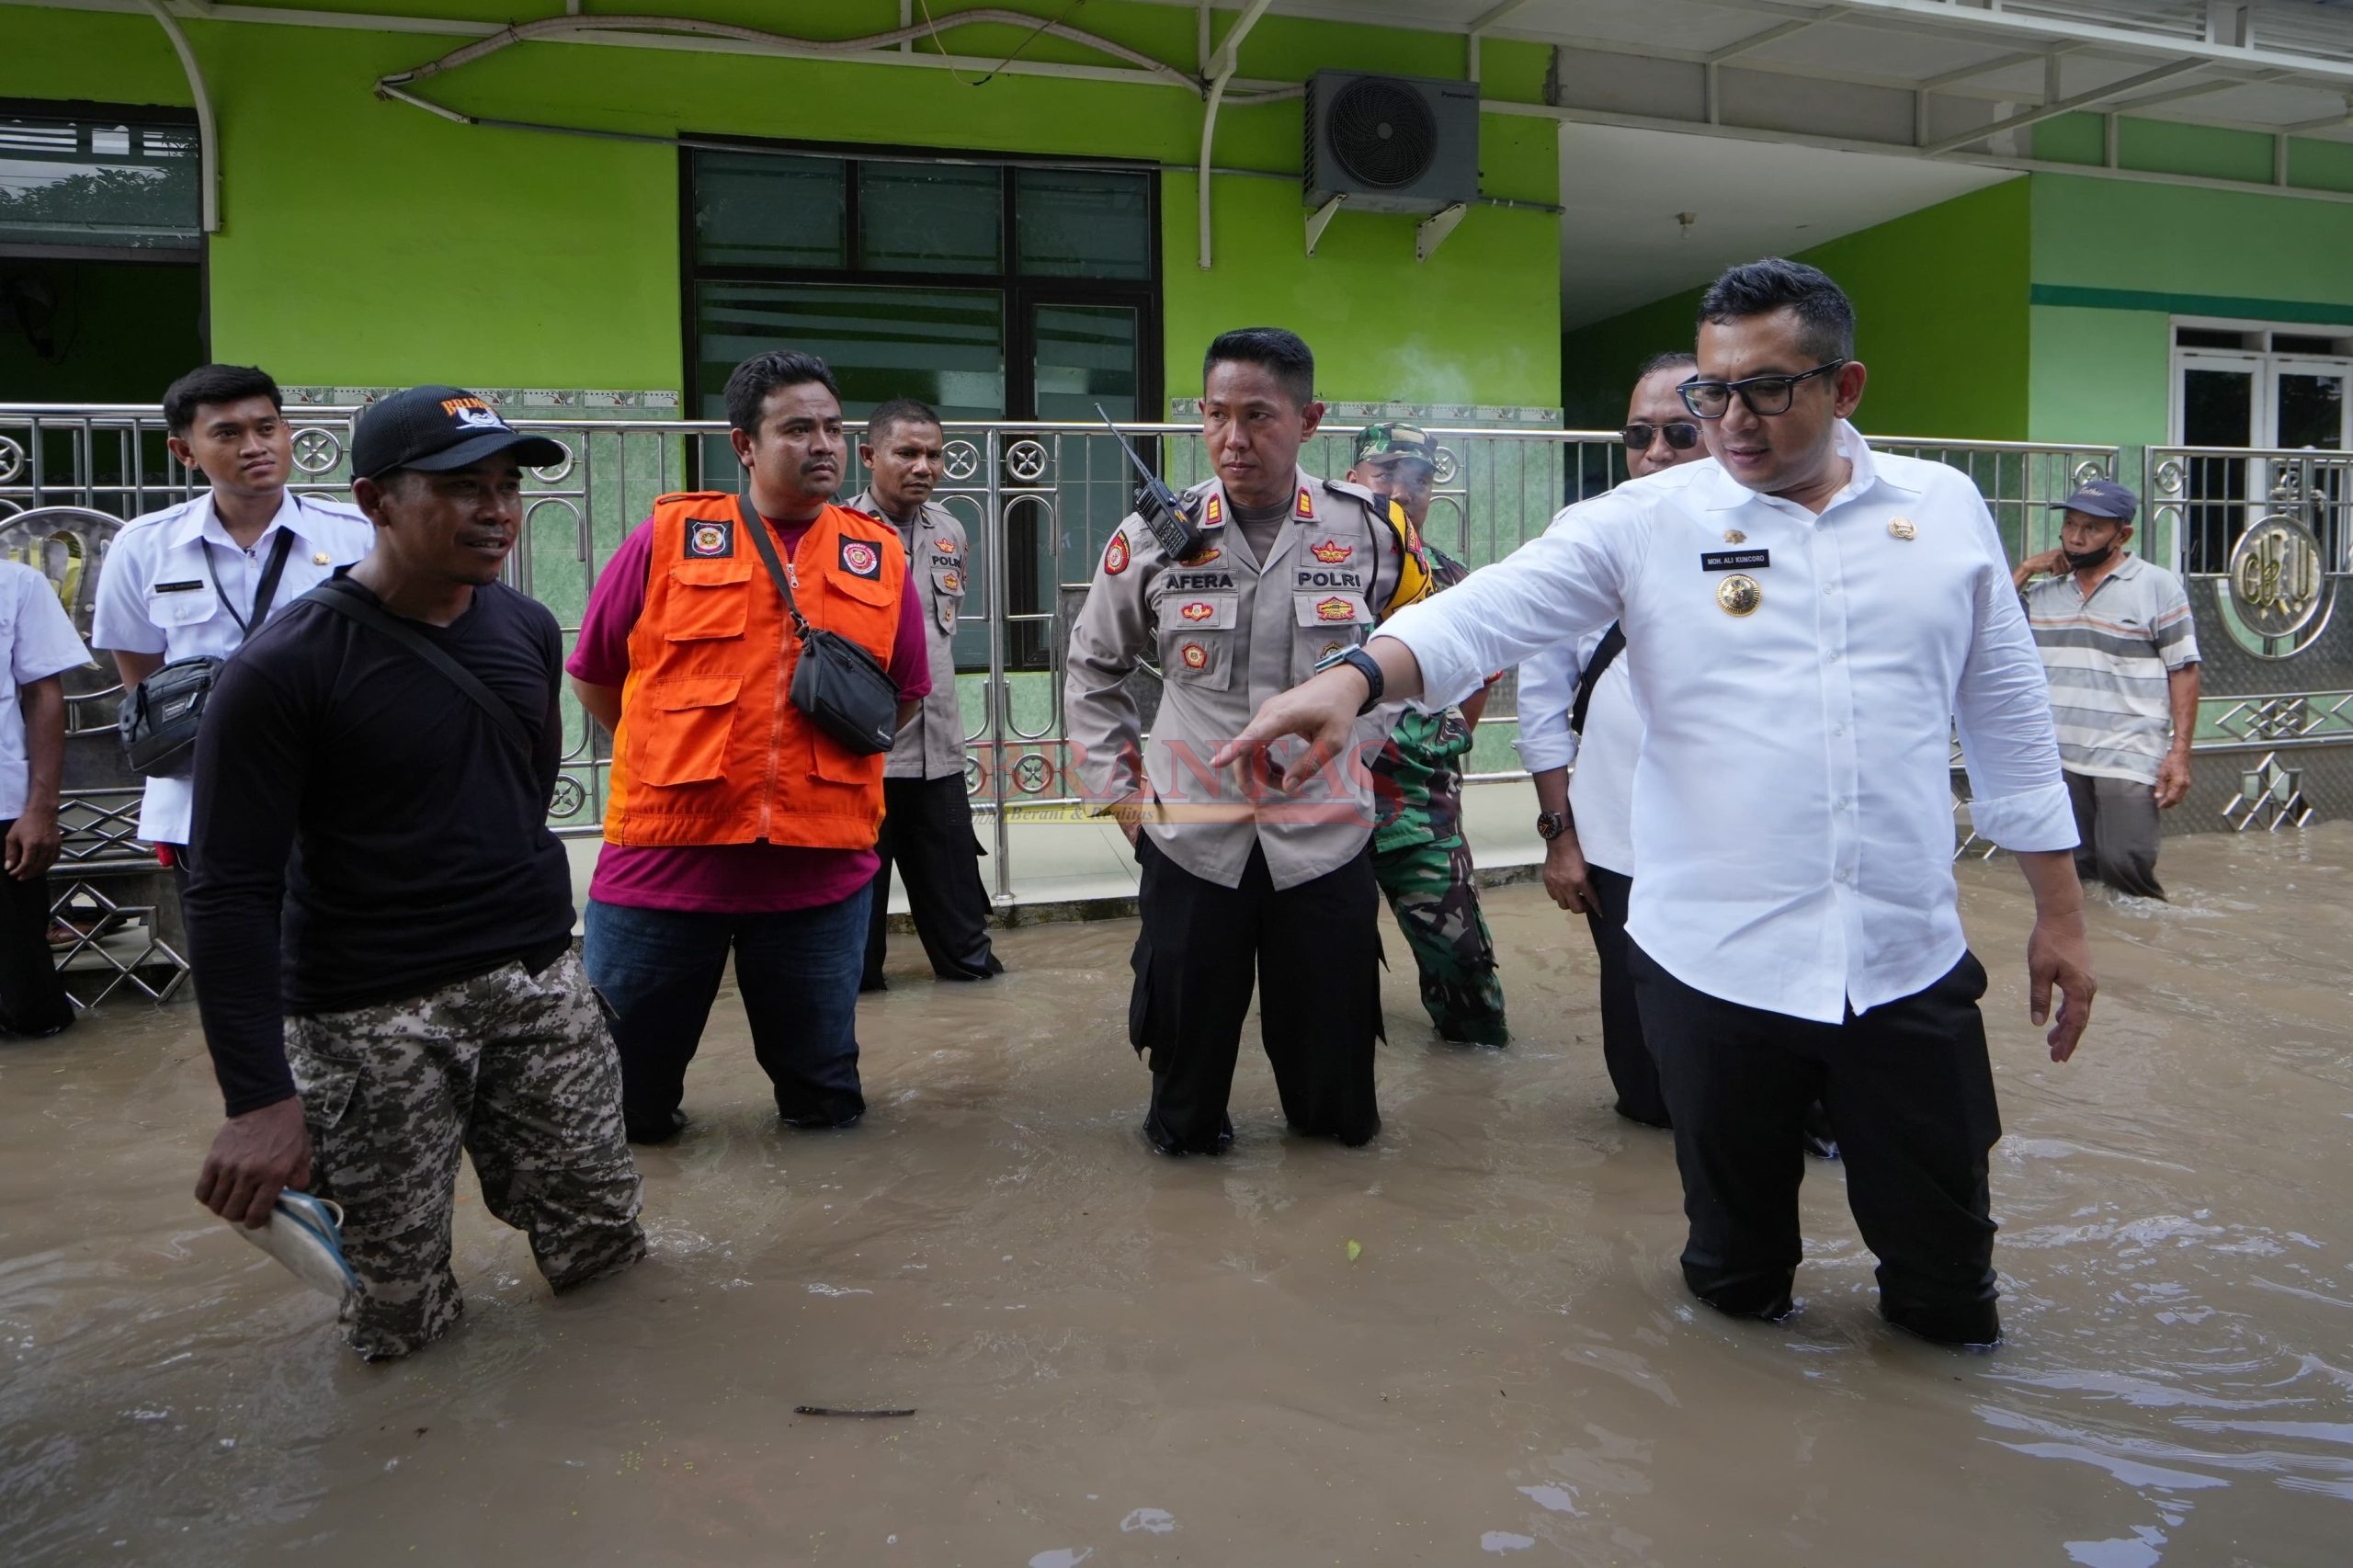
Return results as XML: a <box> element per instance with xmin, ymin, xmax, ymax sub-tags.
<box><xmin>664</xmin><ymin>558</ymin><xmax>756</xmax><ymax>642</ymax></box>
<box><xmin>631</xmin><ymin>673</ymin><xmax>744</xmax><ymax>787</ymax></box>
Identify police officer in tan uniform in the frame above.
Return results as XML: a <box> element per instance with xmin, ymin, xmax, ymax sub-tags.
<box><xmin>850</xmin><ymin>398</ymin><xmax>1002</xmax><ymax>989</ymax></box>
<box><xmin>1063</xmin><ymin>327</ymin><xmax>1428</xmax><ymax>1155</ymax></box>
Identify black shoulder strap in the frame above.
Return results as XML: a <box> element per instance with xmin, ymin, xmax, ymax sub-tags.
<box><xmin>738</xmin><ymin>493</ymin><xmax>813</xmax><ymax>641</ymax></box>
<box><xmin>300</xmin><ymin>579</ymin><xmax>536</xmax><ymax>757</ymax></box>
<box><xmin>1569</xmin><ymin>621</ymin><xmax>1626</xmax><ymax>738</ymax></box>
<box><xmin>203</xmin><ymin>527</ymin><xmax>298</xmax><ymax>639</ymax></box>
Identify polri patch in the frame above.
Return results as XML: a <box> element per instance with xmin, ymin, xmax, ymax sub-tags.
<box><xmin>685</xmin><ymin>516</ymin><xmax>734</xmax><ymax>558</ymax></box>
<box><xmin>1700</xmin><ymin>549</ymin><xmax>1770</xmax><ymax>572</ymax></box>
<box><xmin>839</xmin><ymin>537</ymin><xmax>883</xmax><ymax>579</ymax></box>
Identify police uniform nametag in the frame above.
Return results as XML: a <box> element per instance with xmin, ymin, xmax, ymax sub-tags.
<box><xmin>152</xmin><ymin>580</ymin><xmax>205</xmax><ymax>594</ymax></box>
<box><xmin>685</xmin><ymin>517</ymin><xmax>734</xmax><ymax>558</ymax></box>
<box><xmin>1701</xmin><ymin>550</ymin><xmax>1770</xmax><ymax>573</ymax></box>
<box><xmin>839</xmin><ymin>537</ymin><xmax>883</xmax><ymax>579</ymax></box>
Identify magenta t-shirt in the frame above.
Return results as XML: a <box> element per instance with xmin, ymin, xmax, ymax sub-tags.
<box><xmin>567</xmin><ymin>512</ymin><xmax>932</xmax><ymax>915</ymax></box>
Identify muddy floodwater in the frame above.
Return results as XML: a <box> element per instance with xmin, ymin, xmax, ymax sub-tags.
<box><xmin>6</xmin><ymin>827</ymin><xmax>2353</xmax><ymax>1566</ymax></box>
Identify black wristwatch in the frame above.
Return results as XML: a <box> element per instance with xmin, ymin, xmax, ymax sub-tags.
<box><xmin>1314</xmin><ymin>645</ymin><xmax>1385</xmax><ymax>715</ymax></box>
<box><xmin>1536</xmin><ymin>811</ymin><xmax>1570</xmax><ymax>841</ymax></box>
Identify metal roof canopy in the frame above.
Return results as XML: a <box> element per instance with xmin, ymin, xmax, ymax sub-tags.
<box><xmin>1163</xmin><ymin>1</ymin><xmax>2353</xmax><ymax>324</ymax></box>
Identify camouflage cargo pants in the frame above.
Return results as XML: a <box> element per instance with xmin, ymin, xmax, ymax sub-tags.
<box><xmin>284</xmin><ymin>949</ymin><xmax>646</xmax><ymax>1360</ymax></box>
<box><xmin>1371</xmin><ymin>831</ymin><xmax>1510</xmax><ymax>1047</ymax></box>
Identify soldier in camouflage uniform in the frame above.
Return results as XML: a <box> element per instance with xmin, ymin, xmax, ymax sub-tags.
<box><xmin>1349</xmin><ymin>425</ymin><xmax>1510</xmax><ymax>1046</ymax></box>
<box><xmin>188</xmin><ymin>385</ymin><xmax>644</xmax><ymax>1360</ymax></box>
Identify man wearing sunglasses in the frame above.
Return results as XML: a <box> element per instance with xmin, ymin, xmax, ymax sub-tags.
<box><xmin>1223</xmin><ymin>258</ymin><xmax>2095</xmax><ymax>1348</ymax></box>
<box><xmin>1516</xmin><ymin>352</ymin><xmax>1703</xmax><ymax>1125</ymax></box>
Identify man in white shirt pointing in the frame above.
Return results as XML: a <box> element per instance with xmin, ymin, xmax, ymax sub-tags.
<box><xmin>1222</xmin><ymin>259</ymin><xmax>2095</xmax><ymax>1347</ymax></box>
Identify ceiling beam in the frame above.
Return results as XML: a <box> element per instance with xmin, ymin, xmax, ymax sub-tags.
<box><xmin>1707</xmin><ymin>6</ymin><xmax>1849</xmax><ymax>65</ymax></box>
<box><xmin>1465</xmin><ymin>0</ymin><xmax>1537</xmax><ymax>85</ymax></box>
<box><xmin>1923</xmin><ymin>58</ymin><xmax>2212</xmax><ymax>156</ymax></box>
<box><xmin>1669</xmin><ymin>0</ymin><xmax>2353</xmax><ymax>89</ymax></box>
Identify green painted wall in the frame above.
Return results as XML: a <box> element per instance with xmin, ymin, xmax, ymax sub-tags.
<box><xmin>2029</xmin><ymin>173</ymin><xmax>2353</xmax><ymax>312</ymax></box>
<box><xmin>2025</xmin><ymin>171</ymin><xmax>2353</xmax><ymax>461</ymax></box>
<box><xmin>0</xmin><ymin>3</ymin><xmax>1560</xmax><ymax>410</ymax></box>
<box><xmin>1562</xmin><ymin>180</ymin><xmax>2033</xmax><ymax>440</ymax></box>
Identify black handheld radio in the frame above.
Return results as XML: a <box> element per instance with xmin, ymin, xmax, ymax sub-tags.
<box><xmin>1096</xmin><ymin>404</ymin><xmax>1206</xmax><ymax>563</ymax></box>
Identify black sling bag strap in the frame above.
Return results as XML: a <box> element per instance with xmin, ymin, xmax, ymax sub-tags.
<box><xmin>1568</xmin><ymin>621</ymin><xmax>1627</xmax><ymax>738</ymax></box>
<box><xmin>737</xmin><ymin>494</ymin><xmax>901</xmax><ymax>756</ymax></box>
<box><xmin>202</xmin><ymin>525</ymin><xmax>298</xmax><ymax>635</ymax></box>
<box><xmin>299</xmin><ymin>579</ymin><xmax>536</xmax><ymax>758</ymax></box>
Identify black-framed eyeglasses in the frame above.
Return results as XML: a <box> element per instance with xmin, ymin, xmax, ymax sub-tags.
<box><xmin>1678</xmin><ymin>361</ymin><xmax>1847</xmax><ymax>420</ymax></box>
<box><xmin>1622</xmin><ymin>421</ymin><xmax>1701</xmax><ymax>452</ymax></box>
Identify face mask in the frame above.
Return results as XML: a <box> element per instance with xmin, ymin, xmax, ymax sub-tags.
<box><xmin>2063</xmin><ymin>542</ymin><xmax>2115</xmax><ymax>571</ymax></box>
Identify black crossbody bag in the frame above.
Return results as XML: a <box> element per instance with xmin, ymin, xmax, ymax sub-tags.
<box><xmin>298</xmin><ymin>579</ymin><xmax>536</xmax><ymax>756</ymax></box>
<box><xmin>119</xmin><ymin>528</ymin><xmax>297</xmax><ymax>778</ymax></box>
<box><xmin>737</xmin><ymin>495</ymin><xmax>901</xmax><ymax>756</ymax></box>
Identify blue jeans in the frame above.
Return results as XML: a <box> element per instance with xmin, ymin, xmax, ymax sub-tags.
<box><xmin>582</xmin><ymin>889</ymin><xmax>870</xmax><ymax>1133</ymax></box>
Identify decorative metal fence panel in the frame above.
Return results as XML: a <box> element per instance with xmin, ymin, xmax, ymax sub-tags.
<box><xmin>17</xmin><ymin>400</ymin><xmax>2340</xmax><ymax>912</ymax></box>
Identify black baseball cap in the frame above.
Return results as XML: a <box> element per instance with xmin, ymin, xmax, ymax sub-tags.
<box><xmin>2049</xmin><ymin>478</ymin><xmax>2139</xmax><ymax>522</ymax></box>
<box><xmin>350</xmin><ymin>384</ymin><xmax>567</xmax><ymax>481</ymax></box>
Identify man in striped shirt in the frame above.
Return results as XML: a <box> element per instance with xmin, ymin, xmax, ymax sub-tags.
<box><xmin>2014</xmin><ymin>480</ymin><xmax>2200</xmax><ymax>899</ymax></box>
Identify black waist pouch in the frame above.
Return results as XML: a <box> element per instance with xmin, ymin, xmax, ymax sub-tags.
<box><xmin>119</xmin><ymin>654</ymin><xmax>225</xmax><ymax>778</ymax></box>
<box><xmin>741</xmin><ymin>494</ymin><xmax>901</xmax><ymax>756</ymax></box>
<box><xmin>789</xmin><ymin>624</ymin><xmax>900</xmax><ymax>756</ymax></box>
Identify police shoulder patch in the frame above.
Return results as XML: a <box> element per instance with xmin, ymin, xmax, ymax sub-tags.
<box><xmin>1104</xmin><ymin>529</ymin><xmax>1131</xmax><ymax>576</ymax></box>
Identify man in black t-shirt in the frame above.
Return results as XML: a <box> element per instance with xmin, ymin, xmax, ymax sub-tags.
<box><xmin>186</xmin><ymin>385</ymin><xmax>644</xmax><ymax>1360</ymax></box>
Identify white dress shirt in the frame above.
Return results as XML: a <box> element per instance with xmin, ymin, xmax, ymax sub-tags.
<box><xmin>1386</xmin><ymin>423</ymin><xmax>2075</xmax><ymax>1022</ymax></box>
<box><xmin>0</xmin><ymin>563</ymin><xmax>96</xmax><ymax>821</ymax></box>
<box><xmin>92</xmin><ymin>490</ymin><xmax>374</xmax><ymax>845</ymax></box>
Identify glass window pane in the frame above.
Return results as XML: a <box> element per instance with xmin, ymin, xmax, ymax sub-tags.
<box><xmin>1015</xmin><ymin>304</ymin><xmax>1140</xmax><ymax>669</ymax></box>
<box><xmin>2276</xmin><ymin>372</ymin><xmax>2344</xmax><ymax>450</ymax></box>
<box><xmin>692</xmin><ymin>152</ymin><xmax>846</xmax><ymax>269</ymax></box>
<box><xmin>2183</xmin><ymin>367</ymin><xmax>2254</xmax><ymax>446</ymax></box>
<box><xmin>694</xmin><ymin>282</ymin><xmax>1006</xmax><ymax>423</ymax></box>
<box><xmin>1016</xmin><ymin>168</ymin><xmax>1151</xmax><ymax>278</ymax></box>
<box><xmin>858</xmin><ymin>164</ymin><xmax>1001</xmax><ymax>274</ymax></box>
<box><xmin>0</xmin><ymin>116</ymin><xmax>199</xmax><ymax>251</ymax></box>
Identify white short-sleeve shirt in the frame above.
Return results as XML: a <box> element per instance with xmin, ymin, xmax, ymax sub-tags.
<box><xmin>0</xmin><ymin>563</ymin><xmax>97</xmax><ymax>821</ymax></box>
<box><xmin>91</xmin><ymin>490</ymin><xmax>374</xmax><ymax>845</ymax></box>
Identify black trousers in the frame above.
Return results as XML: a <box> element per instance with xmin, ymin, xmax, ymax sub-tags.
<box><xmin>1129</xmin><ymin>834</ymin><xmax>1381</xmax><ymax>1152</ymax></box>
<box><xmin>1583</xmin><ymin>865</ymin><xmax>1668</xmax><ymax>1126</ymax></box>
<box><xmin>1630</xmin><ymin>942</ymin><xmax>2003</xmax><ymax>1346</ymax></box>
<box><xmin>861</xmin><ymin>775</ymin><xmax>1001</xmax><ymax>986</ymax></box>
<box><xmin>0</xmin><ymin>826</ymin><xmax>72</xmax><ymax>1037</ymax></box>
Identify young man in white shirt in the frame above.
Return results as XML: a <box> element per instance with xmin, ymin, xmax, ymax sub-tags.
<box><xmin>0</xmin><ymin>562</ymin><xmax>95</xmax><ymax>1036</ymax></box>
<box><xmin>1226</xmin><ymin>260</ymin><xmax>2097</xmax><ymax>1346</ymax></box>
<box><xmin>92</xmin><ymin>365</ymin><xmax>374</xmax><ymax>872</ymax></box>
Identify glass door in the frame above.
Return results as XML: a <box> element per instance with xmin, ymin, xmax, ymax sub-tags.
<box><xmin>2175</xmin><ymin>350</ymin><xmax>2265</xmax><ymax>573</ymax></box>
<box><xmin>2272</xmin><ymin>358</ymin><xmax>2349</xmax><ymax>570</ymax></box>
<box><xmin>1006</xmin><ymin>301</ymin><xmax>1142</xmax><ymax>669</ymax></box>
